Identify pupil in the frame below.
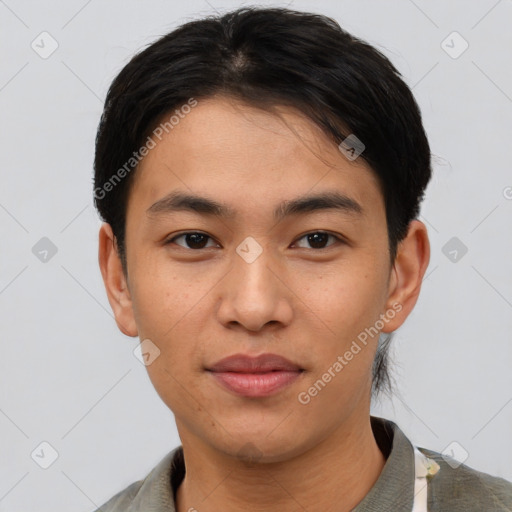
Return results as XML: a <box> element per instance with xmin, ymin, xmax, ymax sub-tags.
<box><xmin>187</xmin><ymin>233</ymin><xmax>207</xmax><ymax>249</ymax></box>
<box><xmin>309</xmin><ymin>233</ymin><xmax>328</xmax><ymax>249</ymax></box>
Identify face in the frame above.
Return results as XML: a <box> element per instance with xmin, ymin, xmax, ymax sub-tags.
<box><xmin>102</xmin><ymin>96</ymin><xmax>424</xmax><ymax>463</ymax></box>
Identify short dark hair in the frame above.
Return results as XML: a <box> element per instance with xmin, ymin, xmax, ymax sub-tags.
<box><xmin>94</xmin><ymin>6</ymin><xmax>432</xmax><ymax>395</ymax></box>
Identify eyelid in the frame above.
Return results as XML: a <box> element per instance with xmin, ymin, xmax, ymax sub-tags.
<box><xmin>292</xmin><ymin>231</ymin><xmax>346</xmax><ymax>249</ymax></box>
<box><xmin>164</xmin><ymin>231</ymin><xmax>221</xmax><ymax>248</ymax></box>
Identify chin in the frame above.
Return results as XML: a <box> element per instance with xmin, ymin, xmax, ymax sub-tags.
<box><xmin>212</xmin><ymin>430</ymin><xmax>310</xmax><ymax>465</ymax></box>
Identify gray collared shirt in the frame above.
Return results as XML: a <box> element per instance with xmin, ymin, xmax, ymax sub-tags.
<box><xmin>95</xmin><ymin>416</ymin><xmax>512</xmax><ymax>511</ymax></box>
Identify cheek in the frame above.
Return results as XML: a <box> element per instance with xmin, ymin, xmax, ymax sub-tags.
<box><xmin>129</xmin><ymin>262</ymin><xmax>216</xmax><ymax>376</ymax></box>
<box><xmin>132</xmin><ymin>274</ymin><xmax>210</xmax><ymax>413</ymax></box>
<box><xmin>130</xmin><ymin>260</ymin><xmax>200</xmax><ymax>335</ymax></box>
<box><xmin>304</xmin><ymin>264</ymin><xmax>388</xmax><ymax>344</ymax></box>
<box><xmin>295</xmin><ymin>270</ymin><xmax>386</xmax><ymax>414</ymax></box>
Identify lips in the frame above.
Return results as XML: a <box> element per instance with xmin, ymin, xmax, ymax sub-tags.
<box><xmin>207</xmin><ymin>353</ymin><xmax>304</xmax><ymax>398</ymax></box>
<box><xmin>208</xmin><ymin>353</ymin><xmax>302</xmax><ymax>373</ymax></box>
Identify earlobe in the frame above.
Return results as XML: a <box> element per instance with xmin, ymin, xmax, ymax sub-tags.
<box><xmin>98</xmin><ymin>223</ymin><xmax>138</xmax><ymax>337</ymax></box>
<box><xmin>381</xmin><ymin>220</ymin><xmax>430</xmax><ymax>333</ymax></box>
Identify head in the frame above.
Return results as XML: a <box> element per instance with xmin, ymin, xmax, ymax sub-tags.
<box><xmin>95</xmin><ymin>7</ymin><xmax>431</xmax><ymax>461</ymax></box>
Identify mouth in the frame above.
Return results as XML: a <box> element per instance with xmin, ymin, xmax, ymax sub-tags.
<box><xmin>206</xmin><ymin>353</ymin><xmax>305</xmax><ymax>398</ymax></box>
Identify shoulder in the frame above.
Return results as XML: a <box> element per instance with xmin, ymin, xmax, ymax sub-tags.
<box><xmin>93</xmin><ymin>447</ymin><xmax>182</xmax><ymax>512</ymax></box>
<box><xmin>94</xmin><ymin>479</ymin><xmax>144</xmax><ymax>512</ymax></box>
<box><xmin>419</xmin><ymin>447</ymin><xmax>512</xmax><ymax>511</ymax></box>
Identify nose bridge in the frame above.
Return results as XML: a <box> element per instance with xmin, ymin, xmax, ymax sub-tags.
<box><xmin>235</xmin><ymin>245</ymin><xmax>273</xmax><ymax>297</ymax></box>
<box><xmin>217</xmin><ymin>236</ymin><xmax>292</xmax><ymax>331</ymax></box>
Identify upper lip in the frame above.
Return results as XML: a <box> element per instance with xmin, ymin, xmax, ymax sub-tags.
<box><xmin>207</xmin><ymin>353</ymin><xmax>303</xmax><ymax>373</ymax></box>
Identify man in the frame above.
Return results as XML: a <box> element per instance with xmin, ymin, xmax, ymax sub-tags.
<box><xmin>93</xmin><ymin>7</ymin><xmax>512</xmax><ymax>511</ymax></box>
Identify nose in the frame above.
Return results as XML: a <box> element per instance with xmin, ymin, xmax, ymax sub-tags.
<box><xmin>215</xmin><ymin>240</ymin><xmax>294</xmax><ymax>332</ymax></box>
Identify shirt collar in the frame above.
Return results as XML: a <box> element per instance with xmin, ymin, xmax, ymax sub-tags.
<box><xmin>352</xmin><ymin>416</ymin><xmax>415</xmax><ymax>511</ymax></box>
<box><xmin>122</xmin><ymin>416</ymin><xmax>415</xmax><ymax>512</ymax></box>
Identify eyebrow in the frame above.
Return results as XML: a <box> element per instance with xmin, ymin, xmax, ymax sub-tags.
<box><xmin>146</xmin><ymin>190</ymin><xmax>363</xmax><ymax>221</ymax></box>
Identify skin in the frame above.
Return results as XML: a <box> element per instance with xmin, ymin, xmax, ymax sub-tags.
<box><xmin>99</xmin><ymin>96</ymin><xmax>430</xmax><ymax>512</ymax></box>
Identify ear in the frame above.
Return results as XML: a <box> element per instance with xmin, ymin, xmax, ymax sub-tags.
<box><xmin>381</xmin><ymin>220</ymin><xmax>430</xmax><ymax>332</ymax></box>
<box><xmin>98</xmin><ymin>223</ymin><xmax>138</xmax><ymax>337</ymax></box>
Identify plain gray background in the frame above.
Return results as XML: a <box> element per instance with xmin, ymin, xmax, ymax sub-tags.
<box><xmin>1</xmin><ymin>0</ymin><xmax>511</xmax><ymax>510</ymax></box>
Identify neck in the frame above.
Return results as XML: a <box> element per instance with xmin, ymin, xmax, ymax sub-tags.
<box><xmin>175</xmin><ymin>414</ymin><xmax>386</xmax><ymax>512</ymax></box>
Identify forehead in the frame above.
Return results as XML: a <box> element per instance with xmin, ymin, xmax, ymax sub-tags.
<box><xmin>129</xmin><ymin>96</ymin><xmax>384</xmax><ymax>219</ymax></box>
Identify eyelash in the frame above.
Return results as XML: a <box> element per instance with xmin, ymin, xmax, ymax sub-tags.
<box><xmin>164</xmin><ymin>231</ymin><xmax>345</xmax><ymax>250</ymax></box>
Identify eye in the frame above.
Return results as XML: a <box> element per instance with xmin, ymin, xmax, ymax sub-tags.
<box><xmin>293</xmin><ymin>231</ymin><xmax>343</xmax><ymax>249</ymax></box>
<box><xmin>166</xmin><ymin>232</ymin><xmax>219</xmax><ymax>250</ymax></box>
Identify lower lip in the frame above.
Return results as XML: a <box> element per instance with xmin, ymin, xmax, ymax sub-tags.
<box><xmin>209</xmin><ymin>370</ymin><xmax>303</xmax><ymax>397</ymax></box>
